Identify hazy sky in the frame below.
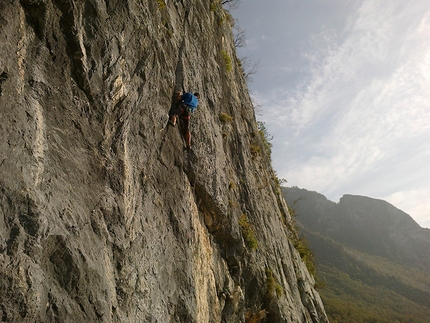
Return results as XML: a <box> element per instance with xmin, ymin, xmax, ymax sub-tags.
<box><xmin>231</xmin><ymin>0</ymin><xmax>430</xmax><ymax>228</ymax></box>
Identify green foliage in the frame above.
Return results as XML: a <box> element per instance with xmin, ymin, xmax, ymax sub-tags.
<box><xmin>249</xmin><ymin>144</ymin><xmax>260</xmax><ymax>157</ymax></box>
<box><xmin>287</xmin><ymin>203</ymin><xmax>317</xmax><ymax>277</ymax></box>
<box><xmin>155</xmin><ymin>0</ymin><xmax>166</xmax><ymax>9</ymax></box>
<box><xmin>276</xmin><ymin>284</ymin><xmax>283</xmax><ymax>297</ymax></box>
<box><xmin>247</xmin><ymin>121</ymin><xmax>274</xmax><ymax>162</ymax></box>
<box><xmin>301</xmin><ymin>230</ymin><xmax>430</xmax><ymax>322</ymax></box>
<box><xmin>266</xmin><ymin>268</ymin><xmax>282</xmax><ymax>298</ymax></box>
<box><xmin>272</xmin><ymin>171</ymin><xmax>287</xmax><ymax>192</ymax></box>
<box><xmin>210</xmin><ymin>1</ymin><xmax>220</xmax><ymax>12</ymax></box>
<box><xmin>221</xmin><ymin>50</ymin><xmax>233</xmax><ymax>72</ymax></box>
<box><xmin>293</xmin><ymin>236</ymin><xmax>316</xmax><ymax>277</ymax></box>
<box><xmin>287</xmin><ymin>204</ymin><xmax>297</xmax><ymax>218</ymax></box>
<box><xmin>319</xmin><ymin>265</ymin><xmax>430</xmax><ymax>323</ymax></box>
<box><xmin>239</xmin><ymin>214</ymin><xmax>258</xmax><ymax>250</ymax></box>
<box><xmin>255</xmin><ymin>121</ymin><xmax>287</xmax><ymax>189</ymax></box>
<box><xmin>257</xmin><ymin>121</ymin><xmax>273</xmax><ymax>162</ymax></box>
<box><xmin>219</xmin><ymin>12</ymin><xmax>234</xmax><ymax>26</ymax></box>
<box><xmin>341</xmin><ymin>247</ymin><xmax>430</xmax><ymax>293</ymax></box>
<box><xmin>219</xmin><ymin>112</ymin><xmax>233</xmax><ymax>123</ymax></box>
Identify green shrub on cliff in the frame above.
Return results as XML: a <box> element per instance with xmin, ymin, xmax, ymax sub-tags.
<box><xmin>294</xmin><ymin>236</ymin><xmax>316</xmax><ymax>277</ymax></box>
<box><xmin>257</xmin><ymin>121</ymin><xmax>273</xmax><ymax>161</ymax></box>
<box><xmin>155</xmin><ymin>0</ymin><xmax>166</xmax><ymax>9</ymax></box>
<box><xmin>219</xmin><ymin>112</ymin><xmax>233</xmax><ymax>123</ymax></box>
<box><xmin>239</xmin><ymin>214</ymin><xmax>258</xmax><ymax>250</ymax></box>
<box><xmin>266</xmin><ymin>268</ymin><xmax>283</xmax><ymax>298</ymax></box>
<box><xmin>221</xmin><ymin>50</ymin><xmax>233</xmax><ymax>72</ymax></box>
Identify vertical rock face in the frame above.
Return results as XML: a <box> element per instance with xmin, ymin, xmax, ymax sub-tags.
<box><xmin>0</xmin><ymin>1</ymin><xmax>328</xmax><ymax>322</ymax></box>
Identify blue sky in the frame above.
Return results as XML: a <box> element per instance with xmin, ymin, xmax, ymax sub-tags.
<box><xmin>231</xmin><ymin>0</ymin><xmax>430</xmax><ymax>228</ymax></box>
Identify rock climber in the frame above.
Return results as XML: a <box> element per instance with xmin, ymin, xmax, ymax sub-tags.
<box><xmin>169</xmin><ymin>91</ymin><xmax>200</xmax><ymax>150</ymax></box>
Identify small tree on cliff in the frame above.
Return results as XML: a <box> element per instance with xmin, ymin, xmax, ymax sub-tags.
<box><xmin>222</xmin><ymin>0</ymin><xmax>241</xmax><ymax>10</ymax></box>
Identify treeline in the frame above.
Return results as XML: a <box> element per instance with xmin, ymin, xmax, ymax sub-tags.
<box><xmin>320</xmin><ymin>265</ymin><xmax>430</xmax><ymax>323</ymax></box>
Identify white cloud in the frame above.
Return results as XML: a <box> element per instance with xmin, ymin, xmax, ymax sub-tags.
<box><xmin>259</xmin><ymin>0</ymin><xmax>430</xmax><ymax>227</ymax></box>
<box><xmin>234</xmin><ymin>0</ymin><xmax>430</xmax><ymax>227</ymax></box>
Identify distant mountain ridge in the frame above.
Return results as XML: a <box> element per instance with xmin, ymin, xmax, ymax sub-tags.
<box><xmin>283</xmin><ymin>187</ymin><xmax>430</xmax><ymax>271</ymax></box>
<box><xmin>282</xmin><ymin>186</ymin><xmax>430</xmax><ymax>322</ymax></box>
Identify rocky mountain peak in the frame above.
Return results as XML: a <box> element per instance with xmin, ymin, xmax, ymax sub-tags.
<box><xmin>338</xmin><ymin>194</ymin><xmax>420</xmax><ymax>229</ymax></box>
<box><xmin>284</xmin><ymin>187</ymin><xmax>430</xmax><ymax>272</ymax></box>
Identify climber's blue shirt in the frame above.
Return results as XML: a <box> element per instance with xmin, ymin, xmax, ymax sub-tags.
<box><xmin>182</xmin><ymin>92</ymin><xmax>199</xmax><ymax>112</ymax></box>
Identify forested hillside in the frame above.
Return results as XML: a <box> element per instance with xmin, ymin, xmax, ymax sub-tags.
<box><xmin>283</xmin><ymin>186</ymin><xmax>430</xmax><ymax>323</ymax></box>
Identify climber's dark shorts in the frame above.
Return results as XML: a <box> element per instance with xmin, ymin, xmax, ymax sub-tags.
<box><xmin>170</xmin><ymin>104</ymin><xmax>191</xmax><ymax>133</ymax></box>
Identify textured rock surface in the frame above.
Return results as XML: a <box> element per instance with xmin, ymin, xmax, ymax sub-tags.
<box><xmin>0</xmin><ymin>1</ymin><xmax>328</xmax><ymax>322</ymax></box>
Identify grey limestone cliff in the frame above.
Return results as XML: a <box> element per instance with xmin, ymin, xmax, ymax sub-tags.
<box><xmin>0</xmin><ymin>1</ymin><xmax>328</xmax><ymax>322</ymax></box>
